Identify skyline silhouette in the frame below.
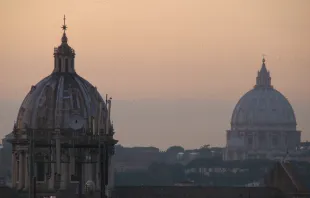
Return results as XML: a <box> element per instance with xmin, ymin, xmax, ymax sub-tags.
<box><xmin>0</xmin><ymin>0</ymin><xmax>309</xmax><ymax>149</ymax></box>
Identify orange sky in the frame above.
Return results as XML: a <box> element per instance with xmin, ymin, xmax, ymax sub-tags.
<box><xmin>0</xmin><ymin>0</ymin><xmax>309</xmax><ymax>148</ymax></box>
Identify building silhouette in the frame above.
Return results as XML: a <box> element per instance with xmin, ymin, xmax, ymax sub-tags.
<box><xmin>224</xmin><ymin>58</ymin><xmax>301</xmax><ymax>160</ymax></box>
<box><xmin>7</xmin><ymin>16</ymin><xmax>117</xmax><ymax>198</ymax></box>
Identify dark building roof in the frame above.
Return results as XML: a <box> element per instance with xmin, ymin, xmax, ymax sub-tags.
<box><xmin>286</xmin><ymin>161</ymin><xmax>310</xmax><ymax>192</ymax></box>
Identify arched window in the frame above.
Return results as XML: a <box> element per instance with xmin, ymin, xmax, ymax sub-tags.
<box><xmin>71</xmin><ymin>161</ymin><xmax>81</xmax><ymax>182</ymax></box>
<box><xmin>35</xmin><ymin>153</ymin><xmax>46</xmax><ymax>182</ymax></box>
<box><xmin>58</xmin><ymin>58</ymin><xmax>62</xmax><ymax>72</ymax></box>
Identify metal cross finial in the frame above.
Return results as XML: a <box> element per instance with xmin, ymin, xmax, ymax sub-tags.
<box><xmin>62</xmin><ymin>15</ymin><xmax>67</xmax><ymax>32</ymax></box>
<box><xmin>262</xmin><ymin>54</ymin><xmax>266</xmax><ymax>63</ymax></box>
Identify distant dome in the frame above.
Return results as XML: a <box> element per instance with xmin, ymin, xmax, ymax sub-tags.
<box><xmin>231</xmin><ymin>58</ymin><xmax>296</xmax><ymax>128</ymax></box>
<box><xmin>231</xmin><ymin>88</ymin><xmax>296</xmax><ymax>127</ymax></box>
<box><xmin>15</xmin><ymin>23</ymin><xmax>108</xmax><ymax>131</ymax></box>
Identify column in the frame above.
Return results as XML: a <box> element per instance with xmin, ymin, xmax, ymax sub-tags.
<box><xmin>70</xmin><ymin>146</ymin><xmax>75</xmax><ymax>181</ymax></box>
<box><xmin>91</xmin><ymin>153</ymin><xmax>96</xmax><ymax>183</ymax></box>
<box><xmin>11</xmin><ymin>152</ymin><xmax>16</xmax><ymax>188</ymax></box>
<box><xmin>96</xmin><ymin>154</ymin><xmax>100</xmax><ymax>190</ymax></box>
<box><xmin>56</xmin><ymin>134</ymin><xmax>61</xmax><ymax>174</ymax></box>
<box><xmin>18</xmin><ymin>151</ymin><xmax>24</xmax><ymax>189</ymax></box>
<box><xmin>48</xmin><ymin>158</ymin><xmax>55</xmax><ymax>190</ymax></box>
<box><xmin>24</xmin><ymin>152</ymin><xmax>29</xmax><ymax>190</ymax></box>
<box><xmin>61</xmin><ymin>162</ymin><xmax>68</xmax><ymax>189</ymax></box>
<box><xmin>107</xmin><ymin>157</ymin><xmax>115</xmax><ymax>198</ymax></box>
<box><xmin>86</xmin><ymin>163</ymin><xmax>92</xmax><ymax>182</ymax></box>
<box><xmin>66</xmin><ymin>161</ymin><xmax>70</xmax><ymax>187</ymax></box>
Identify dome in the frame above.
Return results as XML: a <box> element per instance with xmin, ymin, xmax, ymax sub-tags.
<box><xmin>15</xmin><ymin>74</ymin><xmax>107</xmax><ymax>130</ymax></box>
<box><xmin>231</xmin><ymin>88</ymin><xmax>296</xmax><ymax>127</ymax></box>
<box><xmin>14</xmin><ymin>18</ymin><xmax>108</xmax><ymax>131</ymax></box>
<box><xmin>231</xmin><ymin>58</ymin><xmax>296</xmax><ymax>128</ymax></box>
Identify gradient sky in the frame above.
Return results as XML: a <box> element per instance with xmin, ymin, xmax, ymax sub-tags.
<box><xmin>0</xmin><ymin>0</ymin><xmax>309</xmax><ymax>149</ymax></box>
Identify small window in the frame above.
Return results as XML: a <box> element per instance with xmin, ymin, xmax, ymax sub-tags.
<box><xmin>248</xmin><ymin>137</ymin><xmax>253</xmax><ymax>145</ymax></box>
<box><xmin>272</xmin><ymin>136</ymin><xmax>278</xmax><ymax>146</ymax></box>
<box><xmin>71</xmin><ymin>59</ymin><xmax>74</xmax><ymax>70</ymax></box>
<box><xmin>65</xmin><ymin>59</ymin><xmax>69</xmax><ymax>72</ymax></box>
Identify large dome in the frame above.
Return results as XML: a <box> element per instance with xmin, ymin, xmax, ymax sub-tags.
<box><xmin>231</xmin><ymin>88</ymin><xmax>296</xmax><ymax>127</ymax></box>
<box><xmin>231</xmin><ymin>58</ymin><xmax>296</xmax><ymax>128</ymax></box>
<box><xmin>16</xmin><ymin>74</ymin><xmax>107</xmax><ymax>130</ymax></box>
<box><xmin>15</xmin><ymin>23</ymin><xmax>108</xmax><ymax>131</ymax></box>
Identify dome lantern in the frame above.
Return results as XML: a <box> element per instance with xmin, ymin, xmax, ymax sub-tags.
<box><xmin>53</xmin><ymin>15</ymin><xmax>76</xmax><ymax>74</ymax></box>
<box><xmin>255</xmin><ymin>56</ymin><xmax>272</xmax><ymax>89</ymax></box>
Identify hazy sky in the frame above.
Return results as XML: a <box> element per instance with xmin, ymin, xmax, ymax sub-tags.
<box><xmin>0</xmin><ymin>0</ymin><xmax>309</xmax><ymax>149</ymax></box>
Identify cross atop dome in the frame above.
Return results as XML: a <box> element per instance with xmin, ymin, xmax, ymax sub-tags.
<box><xmin>61</xmin><ymin>15</ymin><xmax>68</xmax><ymax>44</ymax></box>
<box><xmin>62</xmin><ymin>15</ymin><xmax>67</xmax><ymax>32</ymax></box>
<box><xmin>262</xmin><ymin>54</ymin><xmax>266</xmax><ymax>63</ymax></box>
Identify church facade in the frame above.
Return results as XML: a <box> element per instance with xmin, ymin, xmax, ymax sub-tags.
<box><xmin>223</xmin><ymin>58</ymin><xmax>301</xmax><ymax>161</ymax></box>
<box><xmin>7</xmin><ymin>17</ymin><xmax>117</xmax><ymax>197</ymax></box>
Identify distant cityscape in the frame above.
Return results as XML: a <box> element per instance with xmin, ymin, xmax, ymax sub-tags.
<box><xmin>0</xmin><ymin>14</ymin><xmax>309</xmax><ymax>198</ymax></box>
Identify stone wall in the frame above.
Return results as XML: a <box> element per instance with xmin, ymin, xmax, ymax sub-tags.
<box><xmin>0</xmin><ymin>186</ymin><xmax>25</xmax><ymax>198</ymax></box>
<box><xmin>113</xmin><ymin>186</ymin><xmax>287</xmax><ymax>198</ymax></box>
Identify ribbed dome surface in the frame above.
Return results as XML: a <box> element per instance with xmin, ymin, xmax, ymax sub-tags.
<box><xmin>16</xmin><ymin>73</ymin><xmax>107</xmax><ymax>130</ymax></box>
<box><xmin>231</xmin><ymin>87</ymin><xmax>296</xmax><ymax>127</ymax></box>
<box><xmin>14</xmin><ymin>20</ymin><xmax>110</xmax><ymax>131</ymax></box>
